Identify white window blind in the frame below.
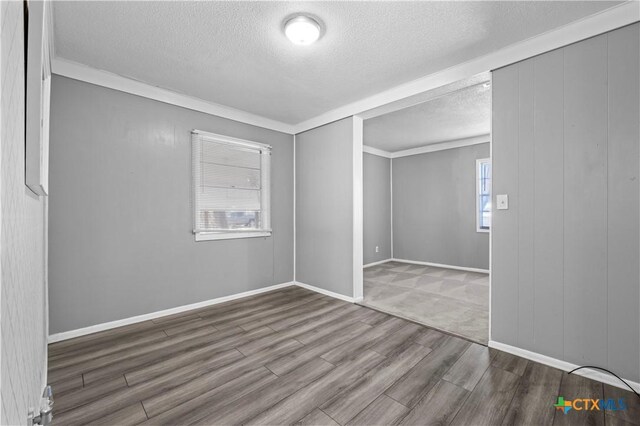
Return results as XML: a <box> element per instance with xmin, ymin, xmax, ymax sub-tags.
<box><xmin>192</xmin><ymin>130</ymin><xmax>271</xmax><ymax>240</ymax></box>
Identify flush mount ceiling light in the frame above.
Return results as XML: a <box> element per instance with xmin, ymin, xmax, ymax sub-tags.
<box><xmin>284</xmin><ymin>15</ymin><xmax>321</xmax><ymax>45</ymax></box>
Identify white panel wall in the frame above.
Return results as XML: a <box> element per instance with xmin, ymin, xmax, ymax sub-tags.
<box><xmin>1</xmin><ymin>2</ymin><xmax>48</xmax><ymax>424</ymax></box>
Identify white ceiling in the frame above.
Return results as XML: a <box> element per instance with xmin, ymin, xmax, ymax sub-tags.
<box><xmin>364</xmin><ymin>76</ymin><xmax>491</xmax><ymax>152</ymax></box>
<box><xmin>53</xmin><ymin>1</ymin><xmax>621</xmax><ymax>125</ymax></box>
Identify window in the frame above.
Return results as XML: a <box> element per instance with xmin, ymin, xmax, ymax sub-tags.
<box><xmin>476</xmin><ymin>158</ymin><xmax>491</xmax><ymax>232</ymax></box>
<box><xmin>192</xmin><ymin>130</ymin><xmax>271</xmax><ymax>241</ymax></box>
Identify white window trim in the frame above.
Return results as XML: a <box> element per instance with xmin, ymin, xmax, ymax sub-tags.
<box><xmin>195</xmin><ymin>231</ymin><xmax>271</xmax><ymax>242</ymax></box>
<box><xmin>192</xmin><ymin>130</ymin><xmax>272</xmax><ymax>242</ymax></box>
<box><xmin>476</xmin><ymin>158</ymin><xmax>491</xmax><ymax>233</ymax></box>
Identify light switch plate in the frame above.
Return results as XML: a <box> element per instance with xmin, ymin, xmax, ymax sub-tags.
<box><xmin>496</xmin><ymin>194</ymin><xmax>509</xmax><ymax>210</ymax></box>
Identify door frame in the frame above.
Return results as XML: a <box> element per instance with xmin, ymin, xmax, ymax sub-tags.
<box><xmin>353</xmin><ymin>74</ymin><xmax>493</xmax><ymax>342</ymax></box>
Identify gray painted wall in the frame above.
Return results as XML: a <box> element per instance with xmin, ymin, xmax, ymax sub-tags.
<box><xmin>1</xmin><ymin>2</ymin><xmax>48</xmax><ymax>423</ymax></box>
<box><xmin>296</xmin><ymin>117</ymin><xmax>354</xmax><ymax>297</ymax></box>
<box><xmin>363</xmin><ymin>153</ymin><xmax>391</xmax><ymax>265</ymax></box>
<box><xmin>392</xmin><ymin>144</ymin><xmax>490</xmax><ymax>270</ymax></box>
<box><xmin>49</xmin><ymin>76</ymin><xmax>294</xmax><ymax>334</ymax></box>
<box><xmin>492</xmin><ymin>23</ymin><xmax>639</xmax><ymax>381</ymax></box>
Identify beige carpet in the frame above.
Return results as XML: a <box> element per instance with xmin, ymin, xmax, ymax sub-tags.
<box><xmin>363</xmin><ymin>261</ymin><xmax>489</xmax><ymax>344</ymax></box>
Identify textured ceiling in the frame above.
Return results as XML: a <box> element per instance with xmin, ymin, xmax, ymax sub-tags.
<box><xmin>364</xmin><ymin>78</ymin><xmax>490</xmax><ymax>152</ymax></box>
<box><xmin>53</xmin><ymin>1</ymin><xmax>620</xmax><ymax>125</ymax></box>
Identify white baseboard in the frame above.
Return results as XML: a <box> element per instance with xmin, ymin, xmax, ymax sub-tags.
<box><xmin>48</xmin><ymin>281</ymin><xmax>295</xmax><ymax>343</ymax></box>
<box><xmin>392</xmin><ymin>258</ymin><xmax>489</xmax><ymax>274</ymax></box>
<box><xmin>294</xmin><ymin>281</ymin><xmax>357</xmax><ymax>303</ymax></box>
<box><xmin>489</xmin><ymin>340</ymin><xmax>640</xmax><ymax>393</ymax></box>
<box><xmin>363</xmin><ymin>259</ymin><xmax>393</xmax><ymax>268</ymax></box>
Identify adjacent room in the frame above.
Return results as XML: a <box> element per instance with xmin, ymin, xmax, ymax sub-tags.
<box><xmin>1</xmin><ymin>1</ymin><xmax>639</xmax><ymax>425</ymax></box>
<box><xmin>362</xmin><ymin>75</ymin><xmax>491</xmax><ymax>344</ymax></box>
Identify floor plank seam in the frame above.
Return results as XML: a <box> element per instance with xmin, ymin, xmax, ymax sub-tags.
<box><xmin>444</xmin><ymin>384</ymin><xmax>473</xmax><ymax>426</ymax></box>
<box><xmin>320</xmin><ymin>407</ymin><xmax>342</xmax><ymax>426</ymax></box>
<box><xmin>235</xmin><ymin>346</ymin><xmax>251</xmax><ymax>357</ymax></box>
<box><xmin>446</xmin><ymin>388</ymin><xmax>475</xmax><ymax>425</ymax></box>
<box><xmin>263</xmin><ymin>364</ymin><xmax>281</xmax><ymax>377</ymax></box>
<box><xmin>140</xmin><ymin>400</ymin><xmax>151</xmax><ymax>420</ymax></box>
<box><xmin>551</xmin><ymin>375</ymin><xmax>563</xmax><ymax>425</ymax></box>
<box><xmin>362</xmin><ymin>302</ymin><xmax>485</xmax><ymax>347</ymax></box>
<box><xmin>501</xmin><ymin>374</ymin><xmax>524</xmax><ymax>424</ymax></box>
<box><xmin>383</xmin><ymin>391</ymin><xmax>410</xmax><ymax>409</ymax></box>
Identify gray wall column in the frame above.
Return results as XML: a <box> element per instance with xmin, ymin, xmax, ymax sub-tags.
<box><xmin>296</xmin><ymin>117</ymin><xmax>355</xmax><ymax>297</ymax></box>
<box><xmin>491</xmin><ymin>23</ymin><xmax>639</xmax><ymax>381</ymax></box>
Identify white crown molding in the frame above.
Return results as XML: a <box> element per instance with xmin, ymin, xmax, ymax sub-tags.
<box><xmin>489</xmin><ymin>340</ymin><xmax>640</xmax><ymax>394</ymax></box>
<box><xmin>293</xmin><ymin>2</ymin><xmax>639</xmax><ymax>134</ymax></box>
<box><xmin>49</xmin><ymin>4</ymin><xmax>638</xmax><ymax>136</ymax></box>
<box><xmin>363</xmin><ymin>145</ymin><xmax>392</xmax><ymax>158</ymax></box>
<box><xmin>48</xmin><ymin>282</ymin><xmax>295</xmax><ymax>343</ymax></box>
<box><xmin>359</xmin><ymin>74</ymin><xmax>491</xmax><ymax>122</ymax></box>
<box><xmin>365</xmin><ymin>135</ymin><xmax>490</xmax><ymax>159</ymax></box>
<box><xmin>51</xmin><ymin>58</ymin><xmax>297</xmax><ymax>135</ymax></box>
<box><xmin>390</xmin><ymin>134</ymin><xmax>490</xmax><ymax>159</ymax></box>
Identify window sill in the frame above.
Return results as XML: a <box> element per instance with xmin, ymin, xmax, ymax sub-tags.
<box><xmin>195</xmin><ymin>231</ymin><xmax>272</xmax><ymax>242</ymax></box>
<box><xmin>477</xmin><ymin>228</ymin><xmax>490</xmax><ymax>234</ymax></box>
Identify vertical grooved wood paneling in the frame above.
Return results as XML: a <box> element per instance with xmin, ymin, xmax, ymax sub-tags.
<box><xmin>491</xmin><ymin>66</ymin><xmax>519</xmax><ymax>344</ymax></box>
<box><xmin>1</xmin><ymin>2</ymin><xmax>48</xmax><ymax>424</ymax></box>
<box><xmin>532</xmin><ymin>49</ymin><xmax>565</xmax><ymax>360</ymax></box>
<box><xmin>517</xmin><ymin>58</ymin><xmax>535</xmax><ymax>350</ymax></box>
<box><xmin>606</xmin><ymin>23</ymin><xmax>640</xmax><ymax>381</ymax></box>
<box><xmin>562</xmin><ymin>33</ymin><xmax>608</xmax><ymax>368</ymax></box>
<box><xmin>492</xmin><ymin>23</ymin><xmax>639</xmax><ymax>383</ymax></box>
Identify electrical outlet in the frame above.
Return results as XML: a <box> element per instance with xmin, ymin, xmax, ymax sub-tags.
<box><xmin>375</xmin><ymin>246</ymin><xmax>379</xmax><ymax>253</ymax></box>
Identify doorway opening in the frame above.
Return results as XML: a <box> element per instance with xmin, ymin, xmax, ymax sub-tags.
<box><xmin>359</xmin><ymin>73</ymin><xmax>491</xmax><ymax>344</ymax></box>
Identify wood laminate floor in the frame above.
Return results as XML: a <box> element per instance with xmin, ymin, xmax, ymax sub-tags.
<box><xmin>48</xmin><ymin>286</ymin><xmax>639</xmax><ymax>426</ymax></box>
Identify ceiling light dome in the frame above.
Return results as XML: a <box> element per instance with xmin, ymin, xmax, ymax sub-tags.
<box><xmin>284</xmin><ymin>15</ymin><xmax>321</xmax><ymax>45</ymax></box>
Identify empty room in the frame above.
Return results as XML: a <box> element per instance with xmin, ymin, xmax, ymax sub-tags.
<box><xmin>1</xmin><ymin>1</ymin><xmax>639</xmax><ymax>425</ymax></box>
<box><xmin>362</xmin><ymin>75</ymin><xmax>491</xmax><ymax>344</ymax></box>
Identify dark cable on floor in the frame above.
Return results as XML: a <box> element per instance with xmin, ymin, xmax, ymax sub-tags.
<box><xmin>567</xmin><ymin>365</ymin><xmax>640</xmax><ymax>400</ymax></box>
